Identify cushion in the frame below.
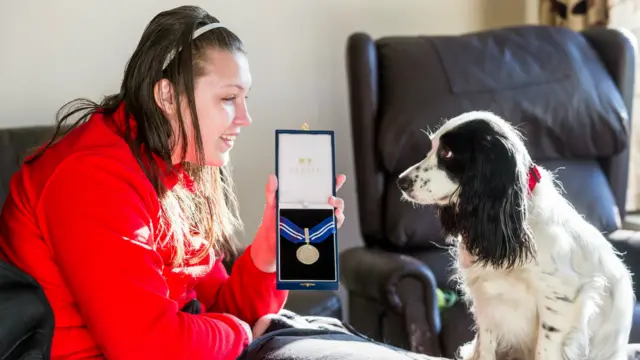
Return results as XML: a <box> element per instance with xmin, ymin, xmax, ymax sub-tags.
<box><xmin>536</xmin><ymin>159</ymin><xmax>621</xmax><ymax>233</ymax></box>
<box><xmin>375</xmin><ymin>25</ymin><xmax>629</xmax><ymax>176</ymax></box>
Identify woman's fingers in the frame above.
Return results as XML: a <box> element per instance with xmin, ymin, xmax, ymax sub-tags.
<box><xmin>335</xmin><ymin>208</ymin><xmax>345</xmax><ymax>228</ymax></box>
<box><xmin>328</xmin><ymin>195</ymin><xmax>345</xmax><ymax>228</ymax></box>
<box><xmin>328</xmin><ymin>196</ymin><xmax>344</xmax><ymax>212</ymax></box>
<box><xmin>335</xmin><ymin>174</ymin><xmax>346</xmax><ymax>192</ymax></box>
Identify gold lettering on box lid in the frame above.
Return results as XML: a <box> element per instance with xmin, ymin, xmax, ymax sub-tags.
<box><xmin>298</xmin><ymin>157</ymin><xmax>312</xmax><ymax>165</ymax></box>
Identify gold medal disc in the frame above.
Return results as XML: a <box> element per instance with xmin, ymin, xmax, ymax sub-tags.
<box><xmin>296</xmin><ymin>244</ymin><xmax>320</xmax><ymax>265</ymax></box>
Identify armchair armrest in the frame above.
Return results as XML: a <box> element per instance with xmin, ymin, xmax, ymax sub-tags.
<box><xmin>339</xmin><ymin>247</ymin><xmax>442</xmax><ymax>355</ymax></box>
<box><xmin>607</xmin><ymin>230</ymin><xmax>640</xmax><ymax>299</ymax></box>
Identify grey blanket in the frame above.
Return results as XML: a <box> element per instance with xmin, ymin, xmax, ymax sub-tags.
<box><xmin>235</xmin><ymin>310</ymin><xmax>448</xmax><ymax>360</ymax></box>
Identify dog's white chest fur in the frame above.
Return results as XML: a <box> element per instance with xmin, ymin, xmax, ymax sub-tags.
<box><xmin>458</xmin><ymin>252</ymin><xmax>540</xmax><ymax>356</ymax></box>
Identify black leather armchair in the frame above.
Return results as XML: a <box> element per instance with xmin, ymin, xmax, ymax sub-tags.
<box><xmin>340</xmin><ymin>25</ymin><xmax>638</xmax><ymax>358</ymax></box>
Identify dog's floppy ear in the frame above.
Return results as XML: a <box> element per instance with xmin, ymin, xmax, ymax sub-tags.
<box><xmin>455</xmin><ymin>134</ymin><xmax>535</xmax><ymax>269</ymax></box>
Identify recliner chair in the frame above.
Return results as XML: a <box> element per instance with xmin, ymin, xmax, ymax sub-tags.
<box><xmin>340</xmin><ymin>25</ymin><xmax>640</xmax><ymax>358</ymax></box>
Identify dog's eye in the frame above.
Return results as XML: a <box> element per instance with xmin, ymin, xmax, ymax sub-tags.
<box><xmin>439</xmin><ymin>147</ymin><xmax>453</xmax><ymax>159</ymax></box>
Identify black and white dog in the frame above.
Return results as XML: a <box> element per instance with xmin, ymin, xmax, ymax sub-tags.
<box><xmin>397</xmin><ymin>111</ymin><xmax>634</xmax><ymax>360</ymax></box>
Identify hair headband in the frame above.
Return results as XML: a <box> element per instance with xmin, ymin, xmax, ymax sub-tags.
<box><xmin>162</xmin><ymin>22</ymin><xmax>227</xmax><ymax>70</ymax></box>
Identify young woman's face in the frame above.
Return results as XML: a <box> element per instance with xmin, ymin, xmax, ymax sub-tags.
<box><xmin>169</xmin><ymin>49</ymin><xmax>253</xmax><ymax>166</ymax></box>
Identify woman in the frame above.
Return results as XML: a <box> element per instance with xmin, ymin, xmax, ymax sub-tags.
<box><xmin>0</xmin><ymin>5</ymin><xmax>346</xmax><ymax>360</ymax></box>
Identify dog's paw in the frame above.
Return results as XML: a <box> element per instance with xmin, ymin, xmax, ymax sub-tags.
<box><xmin>456</xmin><ymin>341</ymin><xmax>478</xmax><ymax>360</ymax></box>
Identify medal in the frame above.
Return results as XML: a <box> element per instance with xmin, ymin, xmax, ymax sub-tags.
<box><xmin>279</xmin><ymin>215</ymin><xmax>335</xmax><ymax>265</ymax></box>
<box><xmin>296</xmin><ymin>228</ymin><xmax>320</xmax><ymax>265</ymax></box>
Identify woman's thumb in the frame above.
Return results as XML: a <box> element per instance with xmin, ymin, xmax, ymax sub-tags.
<box><xmin>265</xmin><ymin>174</ymin><xmax>278</xmax><ymax>207</ymax></box>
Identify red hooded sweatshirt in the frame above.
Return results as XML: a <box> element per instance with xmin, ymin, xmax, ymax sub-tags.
<box><xmin>0</xmin><ymin>103</ymin><xmax>288</xmax><ymax>360</ymax></box>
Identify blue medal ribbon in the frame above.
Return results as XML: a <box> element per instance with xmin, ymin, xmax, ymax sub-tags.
<box><xmin>279</xmin><ymin>216</ymin><xmax>335</xmax><ymax>244</ymax></box>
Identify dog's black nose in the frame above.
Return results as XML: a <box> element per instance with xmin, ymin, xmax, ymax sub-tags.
<box><xmin>397</xmin><ymin>176</ymin><xmax>413</xmax><ymax>191</ymax></box>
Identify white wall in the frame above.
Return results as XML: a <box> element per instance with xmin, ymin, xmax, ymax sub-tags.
<box><xmin>1</xmin><ymin>1</ymin><xmax>529</xmax><ymax>297</ymax></box>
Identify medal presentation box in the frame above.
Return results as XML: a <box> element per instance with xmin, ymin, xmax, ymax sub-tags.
<box><xmin>275</xmin><ymin>128</ymin><xmax>338</xmax><ymax>291</ymax></box>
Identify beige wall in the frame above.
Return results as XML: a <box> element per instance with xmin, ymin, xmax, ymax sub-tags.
<box><xmin>0</xmin><ymin>0</ymin><xmax>531</xmax><ymax>255</ymax></box>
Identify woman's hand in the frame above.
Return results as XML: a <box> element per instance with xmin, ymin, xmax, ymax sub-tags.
<box><xmin>224</xmin><ymin>313</ymin><xmax>253</xmax><ymax>344</ymax></box>
<box><xmin>250</xmin><ymin>174</ymin><xmax>347</xmax><ymax>273</ymax></box>
<box><xmin>251</xmin><ymin>314</ymin><xmax>276</xmax><ymax>339</ymax></box>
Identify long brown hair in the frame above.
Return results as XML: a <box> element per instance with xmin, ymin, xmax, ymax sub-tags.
<box><xmin>27</xmin><ymin>6</ymin><xmax>244</xmax><ymax>266</ymax></box>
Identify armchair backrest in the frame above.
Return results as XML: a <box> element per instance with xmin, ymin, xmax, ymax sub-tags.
<box><xmin>0</xmin><ymin>126</ymin><xmax>55</xmax><ymax>209</ymax></box>
<box><xmin>346</xmin><ymin>25</ymin><xmax>635</xmax><ymax>251</ymax></box>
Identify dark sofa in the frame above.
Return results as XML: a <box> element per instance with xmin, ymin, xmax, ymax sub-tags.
<box><xmin>340</xmin><ymin>25</ymin><xmax>639</xmax><ymax>358</ymax></box>
<box><xmin>0</xmin><ymin>125</ymin><xmax>343</xmax><ymax>326</ymax></box>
